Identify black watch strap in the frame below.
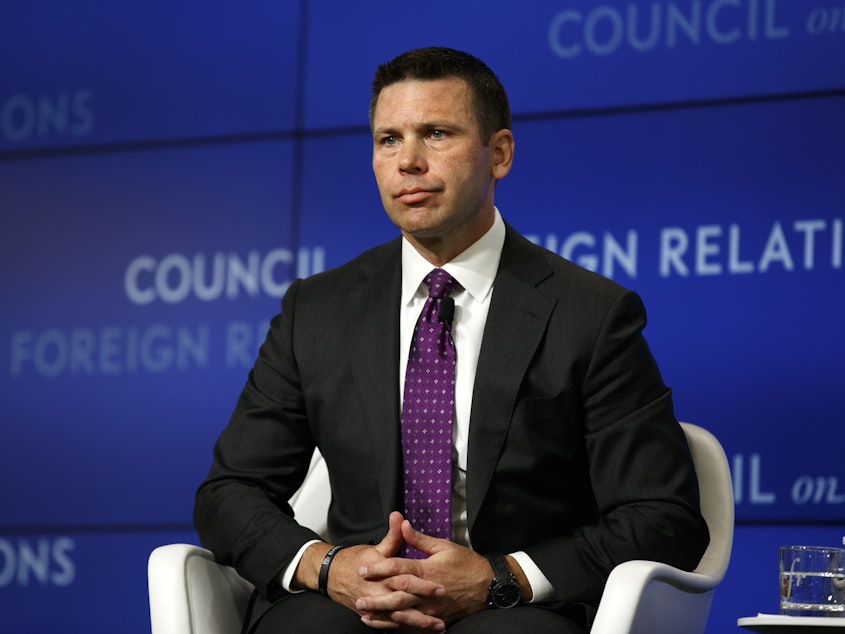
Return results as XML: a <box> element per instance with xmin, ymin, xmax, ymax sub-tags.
<box><xmin>486</xmin><ymin>554</ymin><xmax>512</xmax><ymax>582</ymax></box>
<box><xmin>485</xmin><ymin>554</ymin><xmax>522</xmax><ymax>609</ymax></box>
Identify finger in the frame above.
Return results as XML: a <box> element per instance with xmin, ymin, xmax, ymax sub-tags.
<box><xmin>401</xmin><ymin>520</ymin><xmax>447</xmax><ymax>557</ymax></box>
<box><xmin>384</xmin><ymin>573</ymin><xmax>445</xmax><ymax>598</ymax></box>
<box><xmin>355</xmin><ymin>574</ymin><xmax>445</xmax><ymax>614</ymax></box>
<box><xmin>359</xmin><ymin>614</ymin><xmax>401</xmax><ymax>630</ymax></box>
<box><xmin>374</xmin><ymin>512</ymin><xmax>405</xmax><ymax>558</ymax></box>
<box><xmin>389</xmin><ymin>609</ymin><xmax>447</xmax><ymax>632</ymax></box>
<box><xmin>360</xmin><ymin>554</ymin><xmax>408</xmax><ymax>580</ymax></box>
<box><xmin>356</xmin><ymin>590</ymin><xmax>415</xmax><ymax>613</ymax></box>
<box><xmin>361</xmin><ymin>605</ymin><xmax>446</xmax><ymax>633</ymax></box>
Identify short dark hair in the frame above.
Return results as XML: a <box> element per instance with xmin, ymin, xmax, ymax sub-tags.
<box><xmin>369</xmin><ymin>47</ymin><xmax>511</xmax><ymax>142</ymax></box>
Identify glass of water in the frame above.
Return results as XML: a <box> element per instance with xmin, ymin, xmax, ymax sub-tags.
<box><xmin>780</xmin><ymin>545</ymin><xmax>845</xmax><ymax>617</ymax></box>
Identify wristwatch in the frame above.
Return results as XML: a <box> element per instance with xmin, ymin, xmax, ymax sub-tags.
<box><xmin>485</xmin><ymin>554</ymin><xmax>522</xmax><ymax>609</ymax></box>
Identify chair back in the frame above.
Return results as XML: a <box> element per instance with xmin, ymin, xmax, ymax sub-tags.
<box><xmin>681</xmin><ymin>422</ymin><xmax>734</xmax><ymax>581</ymax></box>
<box><xmin>290</xmin><ymin>448</ymin><xmax>330</xmax><ymax>537</ymax></box>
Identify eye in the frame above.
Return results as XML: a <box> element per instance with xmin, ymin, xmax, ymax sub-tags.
<box><xmin>380</xmin><ymin>135</ymin><xmax>398</xmax><ymax>146</ymax></box>
<box><xmin>430</xmin><ymin>129</ymin><xmax>447</xmax><ymax>140</ymax></box>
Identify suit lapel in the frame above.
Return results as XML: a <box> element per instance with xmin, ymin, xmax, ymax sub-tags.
<box><xmin>337</xmin><ymin>230</ymin><xmax>557</xmax><ymax>530</ymax></box>
<box><xmin>346</xmin><ymin>240</ymin><xmax>404</xmax><ymax>519</ymax></box>
<box><xmin>465</xmin><ymin>227</ymin><xmax>556</xmax><ymax>532</ymax></box>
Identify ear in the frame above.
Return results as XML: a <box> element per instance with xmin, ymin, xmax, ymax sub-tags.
<box><xmin>489</xmin><ymin>129</ymin><xmax>515</xmax><ymax>180</ymax></box>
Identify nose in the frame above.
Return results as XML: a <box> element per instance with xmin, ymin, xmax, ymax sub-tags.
<box><xmin>398</xmin><ymin>139</ymin><xmax>427</xmax><ymax>174</ymax></box>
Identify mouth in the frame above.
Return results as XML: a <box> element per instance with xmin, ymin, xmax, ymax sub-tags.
<box><xmin>395</xmin><ymin>188</ymin><xmax>434</xmax><ymax>205</ymax></box>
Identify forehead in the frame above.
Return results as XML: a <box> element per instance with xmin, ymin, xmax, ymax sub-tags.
<box><xmin>372</xmin><ymin>77</ymin><xmax>476</xmax><ymax>128</ymax></box>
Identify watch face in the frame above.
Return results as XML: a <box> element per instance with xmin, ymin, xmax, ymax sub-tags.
<box><xmin>491</xmin><ymin>580</ymin><xmax>521</xmax><ymax>608</ymax></box>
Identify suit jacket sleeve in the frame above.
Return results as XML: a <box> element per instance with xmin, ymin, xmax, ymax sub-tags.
<box><xmin>462</xmin><ymin>230</ymin><xmax>708</xmax><ymax>614</ymax></box>
<box><xmin>193</xmin><ymin>278</ymin><xmax>323</xmax><ymax>598</ymax></box>
<box><xmin>193</xmin><ymin>240</ymin><xmax>404</xmax><ymax>600</ymax></box>
<box><xmin>506</xmin><ymin>283</ymin><xmax>709</xmax><ymax>609</ymax></box>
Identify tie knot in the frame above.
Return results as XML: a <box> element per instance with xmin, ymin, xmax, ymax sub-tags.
<box><xmin>424</xmin><ymin>268</ymin><xmax>457</xmax><ymax>299</ymax></box>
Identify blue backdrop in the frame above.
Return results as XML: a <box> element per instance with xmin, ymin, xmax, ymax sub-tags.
<box><xmin>1</xmin><ymin>1</ymin><xmax>843</xmax><ymax>631</ymax></box>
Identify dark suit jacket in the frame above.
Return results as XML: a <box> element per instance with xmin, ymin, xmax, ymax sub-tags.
<box><xmin>194</xmin><ymin>224</ymin><xmax>709</xmax><ymax>623</ymax></box>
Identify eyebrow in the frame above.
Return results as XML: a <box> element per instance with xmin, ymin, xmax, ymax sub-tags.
<box><xmin>373</xmin><ymin>120</ymin><xmax>464</xmax><ymax>136</ymax></box>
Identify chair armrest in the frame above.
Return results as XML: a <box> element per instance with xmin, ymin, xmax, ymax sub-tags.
<box><xmin>606</xmin><ymin>559</ymin><xmax>721</xmax><ymax>594</ymax></box>
<box><xmin>590</xmin><ymin>560</ymin><xmax>720</xmax><ymax>634</ymax></box>
<box><xmin>149</xmin><ymin>543</ymin><xmax>254</xmax><ymax>634</ymax></box>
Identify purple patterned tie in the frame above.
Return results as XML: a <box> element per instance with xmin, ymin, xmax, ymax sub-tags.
<box><xmin>400</xmin><ymin>268</ymin><xmax>458</xmax><ymax>559</ymax></box>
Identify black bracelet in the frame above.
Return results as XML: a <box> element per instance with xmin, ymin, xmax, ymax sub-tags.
<box><xmin>318</xmin><ymin>545</ymin><xmax>346</xmax><ymax>597</ymax></box>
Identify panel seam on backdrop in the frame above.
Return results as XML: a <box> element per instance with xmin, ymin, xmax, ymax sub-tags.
<box><xmin>288</xmin><ymin>0</ymin><xmax>310</xmax><ymax>267</ymax></box>
<box><xmin>0</xmin><ymin>523</ymin><xmax>196</xmax><ymax>536</ymax></box>
<box><xmin>2</xmin><ymin>88</ymin><xmax>842</xmax><ymax>163</ymax></box>
<box><xmin>513</xmin><ymin>87</ymin><xmax>845</xmax><ymax>124</ymax></box>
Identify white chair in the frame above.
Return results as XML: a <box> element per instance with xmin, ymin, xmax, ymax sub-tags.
<box><xmin>148</xmin><ymin>451</ymin><xmax>330</xmax><ymax>634</ymax></box>
<box><xmin>149</xmin><ymin>422</ymin><xmax>733</xmax><ymax>634</ymax></box>
<box><xmin>590</xmin><ymin>422</ymin><xmax>734</xmax><ymax>633</ymax></box>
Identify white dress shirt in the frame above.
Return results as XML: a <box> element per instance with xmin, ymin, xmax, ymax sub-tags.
<box><xmin>283</xmin><ymin>209</ymin><xmax>553</xmax><ymax>603</ymax></box>
<box><xmin>399</xmin><ymin>209</ymin><xmax>553</xmax><ymax>603</ymax></box>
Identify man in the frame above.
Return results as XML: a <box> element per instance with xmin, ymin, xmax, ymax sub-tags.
<box><xmin>194</xmin><ymin>47</ymin><xmax>709</xmax><ymax>633</ymax></box>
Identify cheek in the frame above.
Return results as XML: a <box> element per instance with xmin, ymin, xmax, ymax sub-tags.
<box><xmin>448</xmin><ymin>162</ymin><xmax>486</xmax><ymax>195</ymax></box>
<box><xmin>441</xmin><ymin>149</ymin><xmax>483</xmax><ymax>177</ymax></box>
<box><xmin>372</xmin><ymin>164</ymin><xmax>390</xmax><ymax>191</ymax></box>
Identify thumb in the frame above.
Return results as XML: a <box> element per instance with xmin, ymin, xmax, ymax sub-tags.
<box><xmin>374</xmin><ymin>511</ymin><xmax>405</xmax><ymax>557</ymax></box>
<box><xmin>401</xmin><ymin>519</ymin><xmax>447</xmax><ymax>556</ymax></box>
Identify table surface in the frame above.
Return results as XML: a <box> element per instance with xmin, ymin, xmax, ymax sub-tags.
<box><xmin>738</xmin><ymin>614</ymin><xmax>845</xmax><ymax>632</ymax></box>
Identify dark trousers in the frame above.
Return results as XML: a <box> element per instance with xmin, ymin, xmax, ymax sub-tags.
<box><xmin>252</xmin><ymin>591</ymin><xmax>587</xmax><ymax>633</ymax></box>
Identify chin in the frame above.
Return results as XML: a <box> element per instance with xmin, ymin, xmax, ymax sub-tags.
<box><xmin>391</xmin><ymin>209</ymin><xmax>441</xmax><ymax>232</ymax></box>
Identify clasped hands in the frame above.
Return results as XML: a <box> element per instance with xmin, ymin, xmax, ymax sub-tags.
<box><xmin>305</xmin><ymin>511</ymin><xmax>492</xmax><ymax>631</ymax></box>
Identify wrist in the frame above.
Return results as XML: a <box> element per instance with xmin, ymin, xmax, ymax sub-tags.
<box><xmin>485</xmin><ymin>554</ymin><xmax>523</xmax><ymax>609</ymax></box>
<box><xmin>504</xmin><ymin>554</ymin><xmax>534</xmax><ymax>602</ymax></box>
<box><xmin>318</xmin><ymin>545</ymin><xmax>347</xmax><ymax>596</ymax></box>
<box><xmin>292</xmin><ymin>542</ymin><xmax>332</xmax><ymax>592</ymax></box>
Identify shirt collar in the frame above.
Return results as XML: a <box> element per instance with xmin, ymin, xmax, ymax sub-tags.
<box><xmin>401</xmin><ymin>208</ymin><xmax>505</xmax><ymax>306</ymax></box>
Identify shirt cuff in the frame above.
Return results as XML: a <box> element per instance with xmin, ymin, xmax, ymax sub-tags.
<box><xmin>509</xmin><ymin>550</ymin><xmax>555</xmax><ymax>604</ymax></box>
<box><xmin>280</xmin><ymin>539</ymin><xmax>322</xmax><ymax>593</ymax></box>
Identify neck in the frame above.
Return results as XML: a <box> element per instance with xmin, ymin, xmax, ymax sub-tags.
<box><xmin>404</xmin><ymin>209</ymin><xmax>496</xmax><ymax>267</ymax></box>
